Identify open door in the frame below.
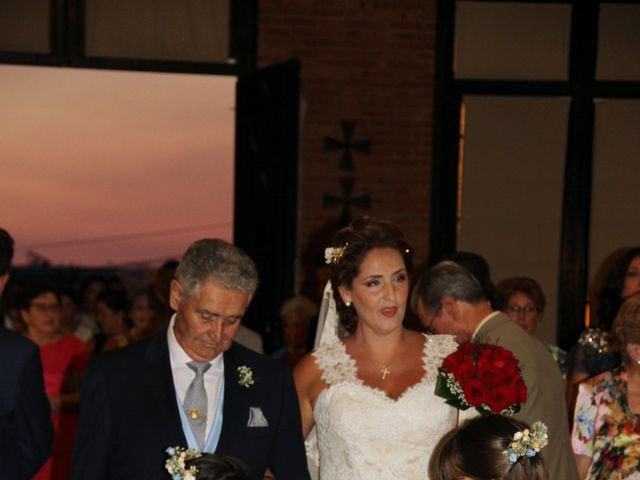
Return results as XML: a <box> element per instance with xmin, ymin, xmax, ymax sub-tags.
<box><xmin>234</xmin><ymin>59</ymin><xmax>300</xmax><ymax>351</ymax></box>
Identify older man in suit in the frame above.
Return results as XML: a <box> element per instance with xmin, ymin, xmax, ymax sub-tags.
<box><xmin>412</xmin><ymin>261</ymin><xmax>579</xmax><ymax>480</ymax></box>
<box><xmin>71</xmin><ymin>239</ymin><xmax>309</xmax><ymax>480</ymax></box>
<box><xmin>0</xmin><ymin>228</ymin><xmax>53</xmax><ymax>479</ymax></box>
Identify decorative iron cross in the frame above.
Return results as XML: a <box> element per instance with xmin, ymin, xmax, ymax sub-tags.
<box><xmin>323</xmin><ymin>177</ymin><xmax>371</xmax><ymax>224</ymax></box>
<box><xmin>323</xmin><ymin>120</ymin><xmax>371</xmax><ymax>171</ymax></box>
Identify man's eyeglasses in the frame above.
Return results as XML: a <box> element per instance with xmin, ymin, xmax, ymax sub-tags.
<box><xmin>423</xmin><ymin>304</ymin><xmax>442</xmax><ymax>333</ymax></box>
<box><xmin>505</xmin><ymin>305</ymin><xmax>538</xmax><ymax>317</ymax></box>
<box><xmin>30</xmin><ymin>302</ymin><xmax>61</xmax><ymax>314</ymax></box>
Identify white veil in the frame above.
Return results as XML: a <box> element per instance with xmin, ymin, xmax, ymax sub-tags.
<box><xmin>306</xmin><ymin>280</ymin><xmax>344</xmax><ymax>479</ymax></box>
<box><xmin>313</xmin><ymin>281</ymin><xmax>343</xmax><ymax>347</ymax></box>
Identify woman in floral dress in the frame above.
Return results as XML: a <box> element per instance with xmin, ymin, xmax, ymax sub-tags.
<box><xmin>572</xmin><ymin>293</ymin><xmax>640</xmax><ymax>479</ymax></box>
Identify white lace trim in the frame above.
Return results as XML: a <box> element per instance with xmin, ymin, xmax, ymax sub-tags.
<box><xmin>312</xmin><ymin>333</ymin><xmax>457</xmax><ymax>387</ymax></box>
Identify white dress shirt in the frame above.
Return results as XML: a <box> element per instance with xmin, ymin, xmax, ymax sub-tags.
<box><xmin>167</xmin><ymin>314</ymin><xmax>224</xmax><ymax>439</ymax></box>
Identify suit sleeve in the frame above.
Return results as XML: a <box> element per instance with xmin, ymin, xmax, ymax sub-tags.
<box><xmin>70</xmin><ymin>358</ymin><xmax>112</xmax><ymax>480</ymax></box>
<box><xmin>15</xmin><ymin>345</ymin><xmax>54</xmax><ymax>479</ymax></box>
<box><xmin>269</xmin><ymin>368</ymin><xmax>311</xmax><ymax>480</ymax></box>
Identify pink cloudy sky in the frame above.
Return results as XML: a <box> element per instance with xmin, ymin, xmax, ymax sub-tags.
<box><xmin>1</xmin><ymin>65</ymin><xmax>235</xmax><ymax>267</ymax></box>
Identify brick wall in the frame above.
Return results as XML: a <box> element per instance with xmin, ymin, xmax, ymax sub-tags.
<box><xmin>258</xmin><ymin>1</ymin><xmax>437</xmax><ymax>295</ymax></box>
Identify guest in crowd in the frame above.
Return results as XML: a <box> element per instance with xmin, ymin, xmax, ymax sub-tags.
<box><xmin>150</xmin><ymin>259</ymin><xmax>179</xmax><ymax>328</ymax></box>
<box><xmin>412</xmin><ymin>261</ymin><xmax>578</xmax><ymax>480</ymax></box>
<box><xmin>567</xmin><ymin>247</ymin><xmax>640</xmax><ymax>405</ymax></box>
<box><xmin>273</xmin><ymin>295</ymin><xmax>318</xmax><ymax>367</ymax></box>
<box><xmin>572</xmin><ymin>293</ymin><xmax>640</xmax><ymax>479</ymax></box>
<box><xmin>431</xmin><ymin>415</ymin><xmax>549</xmax><ymax>480</ymax></box>
<box><xmin>0</xmin><ymin>228</ymin><xmax>54</xmax><ymax>479</ymax></box>
<box><xmin>294</xmin><ymin>216</ymin><xmax>459</xmax><ymax>478</ymax></box>
<box><xmin>497</xmin><ymin>276</ymin><xmax>567</xmax><ymax>375</ymax></box>
<box><xmin>95</xmin><ymin>289</ymin><xmax>131</xmax><ymax>353</ymax></box>
<box><xmin>59</xmin><ymin>288</ymin><xmax>95</xmax><ymax>349</ymax></box>
<box><xmin>77</xmin><ymin>275</ymin><xmax>106</xmax><ymax>331</ymax></box>
<box><xmin>2</xmin><ymin>280</ymin><xmax>26</xmax><ymax>333</ymax></box>
<box><xmin>20</xmin><ymin>283</ymin><xmax>89</xmax><ymax>480</ymax></box>
<box><xmin>128</xmin><ymin>289</ymin><xmax>161</xmax><ymax>342</ymax></box>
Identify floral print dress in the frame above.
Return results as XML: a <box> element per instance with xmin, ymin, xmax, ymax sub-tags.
<box><xmin>572</xmin><ymin>366</ymin><xmax>640</xmax><ymax>479</ymax></box>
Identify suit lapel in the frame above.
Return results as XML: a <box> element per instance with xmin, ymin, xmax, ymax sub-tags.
<box><xmin>217</xmin><ymin>344</ymin><xmax>246</xmax><ymax>452</ymax></box>
<box><xmin>144</xmin><ymin>333</ymin><xmax>188</xmax><ymax>448</ymax></box>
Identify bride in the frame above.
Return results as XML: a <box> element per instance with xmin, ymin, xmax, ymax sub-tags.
<box><xmin>294</xmin><ymin>216</ymin><xmax>458</xmax><ymax>479</ymax></box>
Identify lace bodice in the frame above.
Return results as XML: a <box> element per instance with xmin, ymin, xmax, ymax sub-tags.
<box><xmin>308</xmin><ymin>334</ymin><xmax>458</xmax><ymax>480</ymax></box>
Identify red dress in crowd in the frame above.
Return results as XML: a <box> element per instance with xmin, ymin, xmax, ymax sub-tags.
<box><xmin>34</xmin><ymin>334</ymin><xmax>89</xmax><ymax>480</ymax></box>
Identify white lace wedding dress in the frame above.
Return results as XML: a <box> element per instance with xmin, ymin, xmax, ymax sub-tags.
<box><xmin>307</xmin><ymin>334</ymin><xmax>458</xmax><ymax>480</ymax></box>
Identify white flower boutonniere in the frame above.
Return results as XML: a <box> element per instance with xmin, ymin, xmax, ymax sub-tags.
<box><xmin>238</xmin><ymin>365</ymin><xmax>254</xmax><ymax>388</ymax></box>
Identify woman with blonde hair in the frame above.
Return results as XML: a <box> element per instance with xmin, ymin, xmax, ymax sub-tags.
<box><xmin>572</xmin><ymin>293</ymin><xmax>640</xmax><ymax>479</ymax></box>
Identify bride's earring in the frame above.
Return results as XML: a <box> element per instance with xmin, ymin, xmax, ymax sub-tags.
<box><xmin>345</xmin><ymin>300</ymin><xmax>351</xmax><ymax>307</ymax></box>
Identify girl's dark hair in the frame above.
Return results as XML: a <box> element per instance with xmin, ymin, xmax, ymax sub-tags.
<box><xmin>186</xmin><ymin>454</ymin><xmax>251</xmax><ymax>480</ymax></box>
<box><xmin>596</xmin><ymin>246</ymin><xmax>640</xmax><ymax>330</ymax></box>
<box><xmin>329</xmin><ymin>216</ymin><xmax>413</xmax><ymax>334</ymax></box>
<box><xmin>431</xmin><ymin>415</ymin><xmax>548</xmax><ymax>480</ymax></box>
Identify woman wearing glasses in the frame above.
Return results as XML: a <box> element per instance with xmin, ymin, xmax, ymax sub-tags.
<box><xmin>20</xmin><ymin>283</ymin><xmax>89</xmax><ymax>480</ymax></box>
<box><xmin>497</xmin><ymin>276</ymin><xmax>567</xmax><ymax>376</ymax></box>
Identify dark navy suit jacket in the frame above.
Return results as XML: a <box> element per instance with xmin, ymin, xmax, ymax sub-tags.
<box><xmin>70</xmin><ymin>332</ymin><xmax>310</xmax><ymax>480</ymax></box>
<box><xmin>0</xmin><ymin>327</ymin><xmax>53</xmax><ymax>480</ymax></box>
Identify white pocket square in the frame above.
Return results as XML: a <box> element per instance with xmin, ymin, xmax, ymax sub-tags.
<box><xmin>247</xmin><ymin>407</ymin><xmax>269</xmax><ymax>427</ymax></box>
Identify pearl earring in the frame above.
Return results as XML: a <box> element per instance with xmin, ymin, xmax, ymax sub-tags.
<box><xmin>345</xmin><ymin>300</ymin><xmax>351</xmax><ymax>307</ymax></box>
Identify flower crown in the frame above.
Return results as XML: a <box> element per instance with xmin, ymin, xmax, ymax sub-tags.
<box><xmin>503</xmin><ymin>421</ymin><xmax>549</xmax><ymax>465</ymax></box>
<box><xmin>165</xmin><ymin>446</ymin><xmax>202</xmax><ymax>480</ymax></box>
<box><xmin>324</xmin><ymin>244</ymin><xmax>348</xmax><ymax>265</ymax></box>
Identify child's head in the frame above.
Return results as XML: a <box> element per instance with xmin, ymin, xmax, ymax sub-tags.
<box><xmin>186</xmin><ymin>454</ymin><xmax>251</xmax><ymax>480</ymax></box>
<box><xmin>431</xmin><ymin>415</ymin><xmax>549</xmax><ymax>480</ymax></box>
<box><xmin>165</xmin><ymin>447</ymin><xmax>251</xmax><ymax>480</ymax></box>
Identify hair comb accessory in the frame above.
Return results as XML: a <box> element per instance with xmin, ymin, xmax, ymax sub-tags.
<box><xmin>503</xmin><ymin>421</ymin><xmax>548</xmax><ymax>465</ymax></box>
<box><xmin>165</xmin><ymin>446</ymin><xmax>202</xmax><ymax>480</ymax></box>
<box><xmin>324</xmin><ymin>244</ymin><xmax>348</xmax><ymax>265</ymax></box>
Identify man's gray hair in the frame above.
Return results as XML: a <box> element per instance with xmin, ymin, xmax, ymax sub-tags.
<box><xmin>175</xmin><ymin>239</ymin><xmax>259</xmax><ymax>299</ymax></box>
<box><xmin>410</xmin><ymin>260</ymin><xmax>485</xmax><ymax>313</ymax></box>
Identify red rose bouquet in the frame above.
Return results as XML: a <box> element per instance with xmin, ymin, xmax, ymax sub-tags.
<box><xmin>435</xmin><ymin>342</ymin><xmax>527</xmax><ymax>415</ymax></box>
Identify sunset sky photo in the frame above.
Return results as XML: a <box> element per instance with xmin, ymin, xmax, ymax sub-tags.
<box><xmin>1</xmin><ymin>65</ymin><xmax>235</xmax><ymax>267</ymax></box>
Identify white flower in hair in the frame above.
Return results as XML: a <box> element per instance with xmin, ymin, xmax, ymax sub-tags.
<box><xmin>503</xmin><ymin>421</ymin><xmax>548</xmax><ymax>464</ymax></box>
<box><xmin>325</xmin><ymin>244</ymin><xmax>347</xmax><ymax>265</ymax></box>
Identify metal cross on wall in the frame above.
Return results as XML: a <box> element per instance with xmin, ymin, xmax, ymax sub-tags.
<box><xmin>323</xmin><ymin>120</ymin><xmax>371</xmax><ymax>171</ymax></box>
<box><xmin>323</xmin><ymin>177</ymin><xmax>371</xmax><ymax>225</ymax></box>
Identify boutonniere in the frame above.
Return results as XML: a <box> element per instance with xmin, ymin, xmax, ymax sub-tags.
<box><xmin>237</xmin><ymin>365</ymin><xmax>254</xmax><ymax>388</ymax></box>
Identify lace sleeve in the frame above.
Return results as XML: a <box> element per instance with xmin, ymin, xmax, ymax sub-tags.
<box><xmin>423</xmin><ymin>334</ymin><xmax>458</xmax><ymax>383</ymax></box>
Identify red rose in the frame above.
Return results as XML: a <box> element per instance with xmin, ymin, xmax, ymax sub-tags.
<box><xmin>462</xmin><ymin>378</ymin><xmax>488</xmax><ymax>406</ymax></box>
<box><xmin>486</xmin><ymin>384</ymin><xmax>518</xmax><ymax>413</ymax></box>
<box><xmin>453</xmin><ymin>361</ymin><xmax>477</xmax><ymax>382</ymax></box>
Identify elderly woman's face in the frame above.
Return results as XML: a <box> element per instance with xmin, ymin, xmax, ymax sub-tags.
<box><xmin>22</xmin><ymin>292</ymin><xmax>61</xmax><ymax>337</ymax></box>
<box><xmin>504</xmin><ymin>291</ymin><xmax>541</xmax><ymax>335</ymax></box>
<box><xmin>622</xmin><ymin>256</ymin><xmax>640</xmax><ymax>300</ymax></box>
